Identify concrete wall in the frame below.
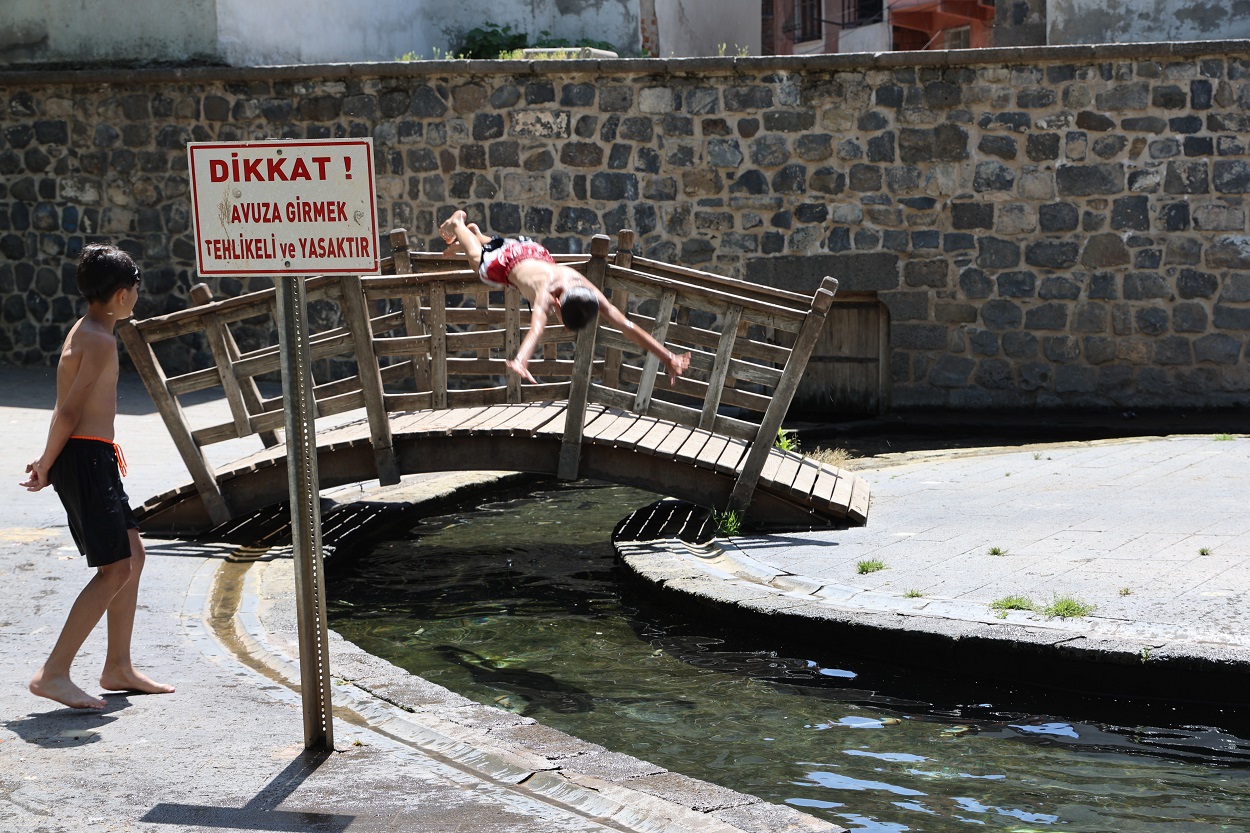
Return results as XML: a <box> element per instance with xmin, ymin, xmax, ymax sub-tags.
<box><xmin>652</xmin><ymin>0</ymin><xmax>761</xmax><ymax>58</ymax></box>
<box><xmin>993</xmin><ymin>0</ymin><xmax>1047</xmax><ymax>48</ymax></box>
<box><xmin>2</xmin><ymin>0</ymin><xmax>219</xmax><ymax>65</ymax></box>
<box><xmin>5</xmin><ymin>41</ymin><xmax>1250</xmax><ymax>412</ymax></box>
<box><xmin>215</xmin><ymin>0</ymin><xmax>445</xmax><ymax>66</ymax></box>
<box><xmin>838</xmin><ymin>23</ymin><xmax>891</xmax><ymax>55</ymax></box>
<box><xmin>1049</xmin><ymin>0</ymin><xmax>1250</xmax><ymax>46</ymax></box>
<box><xmin>0</xmin><ymin>0</ymin><xmax>644</xmax><ymax>67</ymax></box>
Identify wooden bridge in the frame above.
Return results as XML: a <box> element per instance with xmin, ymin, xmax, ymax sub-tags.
<box><xmin>121</xmin><ymin>230</ymin><xmax>870</xmax><ymax>535</ymax></box>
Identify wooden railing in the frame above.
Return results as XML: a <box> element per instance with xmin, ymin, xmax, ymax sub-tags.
<box><xmin>119</xmin><ymin>229</ymin><xmax>837</xmax><ymax>526</ymax></box>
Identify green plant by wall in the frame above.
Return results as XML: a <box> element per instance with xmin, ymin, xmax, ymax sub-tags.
<box><xmin>453</xmin><ymin>23</ymin><xmax>617</xmax><ymax>60</ymax></box>
<box><xmin>460</xmin><ymin>23</ymin><xmax>528</xmax><ymax>59</ymax></box>
<box><xmin>712</xmin><ymin>508</ymin><xmax>742</xmax><ymax>536</ymax></box>
<box><xmin>775</xmin><ymin>428</ymin><xmax>800</xmax><ymax>453</ymax></box>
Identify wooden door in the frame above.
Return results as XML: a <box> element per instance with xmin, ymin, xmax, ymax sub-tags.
<box><xmin>794</xmin><ymin>298</ymin><xmax>889</xmax><ymax>417</ymax></box>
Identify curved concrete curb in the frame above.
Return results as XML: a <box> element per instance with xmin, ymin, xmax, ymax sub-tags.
<box><xmin>223</xmin><ymin>472</ymin><xmax>845</xmax><ymax>833</ymax></box>
<box><xmin>614</xmin><ymin>490</ymin><xmax>1250</xmax><ymax>713</ymax></box>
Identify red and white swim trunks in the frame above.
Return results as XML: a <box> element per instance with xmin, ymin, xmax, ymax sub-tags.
<box><xmin>479</xmin><ymin>236</ymin><xmax>554</xmax><ymax>286</ymax></box>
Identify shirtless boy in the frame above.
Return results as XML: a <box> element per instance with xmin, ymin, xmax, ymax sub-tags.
<box><xmin>21</xmin><ymin>243</ymin><xmax>174</xmax><ymax>710</ymax></box>
<box><xmin>439</xmin><ymin>210</ymin><xmax>690</xmax><ymax>384</ymax></box>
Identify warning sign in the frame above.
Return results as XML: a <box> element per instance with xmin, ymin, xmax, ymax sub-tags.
<box><xmin>188</xmin><ymin>139</ymin><xmax>379</xmax><ymax>276</ymax></box>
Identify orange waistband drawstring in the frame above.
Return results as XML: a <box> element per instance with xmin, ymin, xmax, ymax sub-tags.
<box><xmin>70</xmin><ymin>435</ymin><xmax>128</xmax><ymax>477</ymax></box>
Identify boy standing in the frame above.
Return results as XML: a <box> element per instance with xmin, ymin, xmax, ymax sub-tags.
<box><xmin>21</xmin><ymin>243</ymin><xmax>174</xmax><ymax>710</ymax></box>
<box><xmin>439</xmin><ymin>210</ymin><xmax>690</xmax><ymax>384</ymax></box>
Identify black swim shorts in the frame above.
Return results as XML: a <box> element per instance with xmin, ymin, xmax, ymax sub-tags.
<box><xmin>51</xmin><ymin>437</ymin><xmax>138</xmax><ymax>568</ymax></box>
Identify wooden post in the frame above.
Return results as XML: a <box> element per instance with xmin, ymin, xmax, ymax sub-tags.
<box><xmin>631</xmin><ymin>289</ymin><xmax>676</xmax><ymax>415</ymax></box>
<box><xmin>727</xmin><ymin>276</ymin><xmax>839</xmax><ymax>513</ymax></box>
<box><xmin>117</xmin><ymin>320</ymin><xmax>232</xmax><ymax>525</ymax></box>
<box><xmin>190</xmin><ymin>284</ymin><xmax>280</xmax><ymax>447</ymax></box>
<box><xmin>603</xmin><ymin>229</ymin><xmax>634</xmax><ymax>390</ymax></box>
<box><xmin>558</xmin><ymin>234</ymin><xmax>609</xmax><ymax>479</ymax></box>
<box><xmin>430</xmin><ymin>282</ymin><xmax>448</xmax><ymax>410</ymax></box>
<box><xmin>699</xmin><ymin>305</ymin><xmax>743</xmax><ymax>430</ymax></box>
<box><xmin>389</xmin><ymin>229</ymin><xmax>431</xmax><ymax>392</ymax></box>
<box><xmin>339</xmin><ymin>274</ymin><xmax>400</xmax><ymax>486</ymax></box>
<box><xmin>389</xmin><ymin>228</ymin><xmax>412</xmax><ymax>274</ymax></box>
<box><xmin>505</xmin><ymin>285</ymin><xmax>523</xmax><ymax>403</ymax></box>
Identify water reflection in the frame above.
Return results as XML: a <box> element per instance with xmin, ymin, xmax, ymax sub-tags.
<box><xmin>327</xmin><ymin>481</ymin><xmax>1250</xmax><ymax>833</ymax></box>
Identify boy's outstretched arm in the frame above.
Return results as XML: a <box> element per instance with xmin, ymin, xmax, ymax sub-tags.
<box><xmin>505</xmin><ymin>297</ymin><xmax>551</xmax><ymax>384</ymax></box>
<box><xmin>596</xmin><ymin>295</ymin><xmax>691</xmax><ymax>385</ymax></box>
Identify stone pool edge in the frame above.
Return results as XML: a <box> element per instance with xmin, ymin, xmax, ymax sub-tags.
<box><xmin>614</xmin><ymin>500</ymin><xmax>1250</xmax><ymax>712</ymax></box>
<box><xmin>231</xmin><ymin>471</ymin><xmax>846</xmax><ymax>833</ymax></box>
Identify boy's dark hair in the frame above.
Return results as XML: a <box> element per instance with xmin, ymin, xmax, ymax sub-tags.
<box><xmin>559</xmin><ymin>286</ymin><xmax>600</xmax><ymax>331</ymax></box>
<box><xmin>77</xmin><ymin>244</ymin><xmax>139</xmax><ymax>303</ymax></box>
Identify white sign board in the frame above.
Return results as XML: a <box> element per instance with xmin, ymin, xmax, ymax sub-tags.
<box><xmin>188</xmin><ymin>139</ymin><xmax>379</xmax><ymax>276</ymax></box>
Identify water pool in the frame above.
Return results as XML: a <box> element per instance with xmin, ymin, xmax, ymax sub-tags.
<box><xmin>327</xmin><ymin>481</ymin><xmax>1250</xmax><ymax>833</ymax></box>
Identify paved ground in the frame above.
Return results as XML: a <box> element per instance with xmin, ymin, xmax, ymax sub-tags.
<box><xmin>0</xmin><ymin>366</ymin><xmax>838</xmax><ymax>833</ymax></box>
<box><xmin>3</xmin><ymin>363</ymin><xmax>1248</xmax><ymax>833</ymax></box>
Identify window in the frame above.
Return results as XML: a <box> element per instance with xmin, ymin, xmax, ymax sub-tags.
<box><xmin>843</xmin><ymin>0</ymin><xmax>883</xmax><ymax>25</ymax></box>
<box><xmin>796</xmin><ymin>0</ymin><xmax>823</xmax><ymax>42</ymax></box>
<box><xmin>944</xmin><ymin>25</ymin><xmax>971</xmax><ymax>49</ymax></box>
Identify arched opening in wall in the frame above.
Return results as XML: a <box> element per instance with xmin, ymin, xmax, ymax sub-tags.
<box><xmin>793</xmin><ymin>295</ymin><xmax>890</xmax><ymax>417</ymax></box>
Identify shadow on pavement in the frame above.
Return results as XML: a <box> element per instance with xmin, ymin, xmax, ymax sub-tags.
<box><xmin>141</xmin><ymin>749</ymin><xmax>353</xmax><ymax>832</ymax></box>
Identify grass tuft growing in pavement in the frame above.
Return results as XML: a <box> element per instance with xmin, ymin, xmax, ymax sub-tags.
<box><xmin>988</xmin><ymin>546</ymin><xmax>1008</xmax><ymax>556</ymax></box>
<box><xmin>856</xmin><ymin>559</ymin><xmax>886</xmax><ymax>575</ymax></box>
<box><xmin>1042</xmin><ymin>595</ymin><xmax>1096</xmax><ymax>618</ymax></box>
<box><xmin>989</xmin><ymin>594</ymin><xmax>1035</xmax><ymax>613</ymax></box>
<box><xmin>903</xmin><ymin>588</ymin><xmax>924</xmax><ymax>598</ymax></box>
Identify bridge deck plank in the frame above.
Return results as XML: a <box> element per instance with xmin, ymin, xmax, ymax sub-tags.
<box><xmin>611</xmin><ymin>414</ymin><xmax>665</xmax><ymax>451</ymax></box>
<box><xmin>629</xmin><ymin>419</ymin><xmax>678</xmax><ymax>455</ymax></box>
<box><xmin>810</xmin><ymin>463</ymin><xmax>841</xmax><ymax>506</ymax></box>
<box><xmin>847</xmin><ymin>475</ymin><xmax>870</xmax><ymax>523</ymax></box>
<box><xmin>579</xmin><ymin>405</ymin><xmax>619</xmax><ymax>438</ymax></box>
<box><xmin>654</xmin><ymin>424</ymin><xmax>696</xmax><ymax>459</ymax></box>
<box><xmin>760</xmin><ymin>452</ymin><xmax>803</xmax><ymax>494</ymax></box>
<box><xmin>712</xmin><ymin>438</ymin><xmax>750</xmax><ymax>475</ymax></box>
<box><xmin>463</xmin><ymin>404</ymin><xmax>529</xmax><ymax>434</ymax></box>
<box><xmin>826</xmin><ymin>471</ymin><xmax>855</xmax><ymax>519</ymax></box>
<box><xmin>673</xmin><ymin>428</ymin><xmax>714</xmax><ymax>466</ymax></box>
<box><xmin>504</xmin><ymin>402</ymin><xmax>568</xmax><ymax>436</ymax></box>
<box><xmin>789</xmin><ymin>457</ymin><xmax>821</xmax><ymax>502</ymax></box>
<box><xmin>584</xmin><ymin>411</ymin><xmax>642</xmax><ymax>444</ymax></box>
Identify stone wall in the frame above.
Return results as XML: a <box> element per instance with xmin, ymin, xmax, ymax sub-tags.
<box><xmin>4</xmin><ymin>41</ymin><xmax>1250</xmax><ymax>410</ymax></box>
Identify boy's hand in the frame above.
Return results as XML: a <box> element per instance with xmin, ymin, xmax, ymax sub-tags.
<box><xmin>21</xmin><ymin>460</ymin><xmax>50</xmax><ymax>491</ymax></box>
<box><xmin>505</xmin><ymin>358</ymin><xmax>537</xmax><ymax>384</ymax></box>
<box><xmin>665</xmin><ymin>351</ymin><xmax>691</xmax><ymax>385</ymax></box>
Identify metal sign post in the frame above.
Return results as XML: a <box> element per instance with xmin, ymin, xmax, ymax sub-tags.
<box><xmin>187</xmin><ymin>139</ymin><xmax>379</xmax><ymax>750</ymax></box>
<box><xmin>275</xmin><ymin>274</ymin><xmax>334</xmax><ymax>749</ymax></box>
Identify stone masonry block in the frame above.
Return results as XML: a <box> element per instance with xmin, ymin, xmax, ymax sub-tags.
<box><xmin>1206</xmin><ymin>236</ymin><xmax>1250</xmax><ymax>268</ymax></box>
<box><xmin>1057</xmin><ymin>163</ymin><xmax>1125</xmax><ymax>195</ymax></box>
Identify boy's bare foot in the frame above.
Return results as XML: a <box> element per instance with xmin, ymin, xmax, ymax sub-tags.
<box><xmin>100</xmin><ymin>668</ymin><xmax>176</xmax><ymax>695</ymax></box>
<box><xmin>29</xmin><ymin>669</ymin><xmax>106</xmax><ymax>710</ymax></box>
<box><xmin>440</xmin><ymin>210</ymin><xmax>467</xmax><ymax>242</ymax></box>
